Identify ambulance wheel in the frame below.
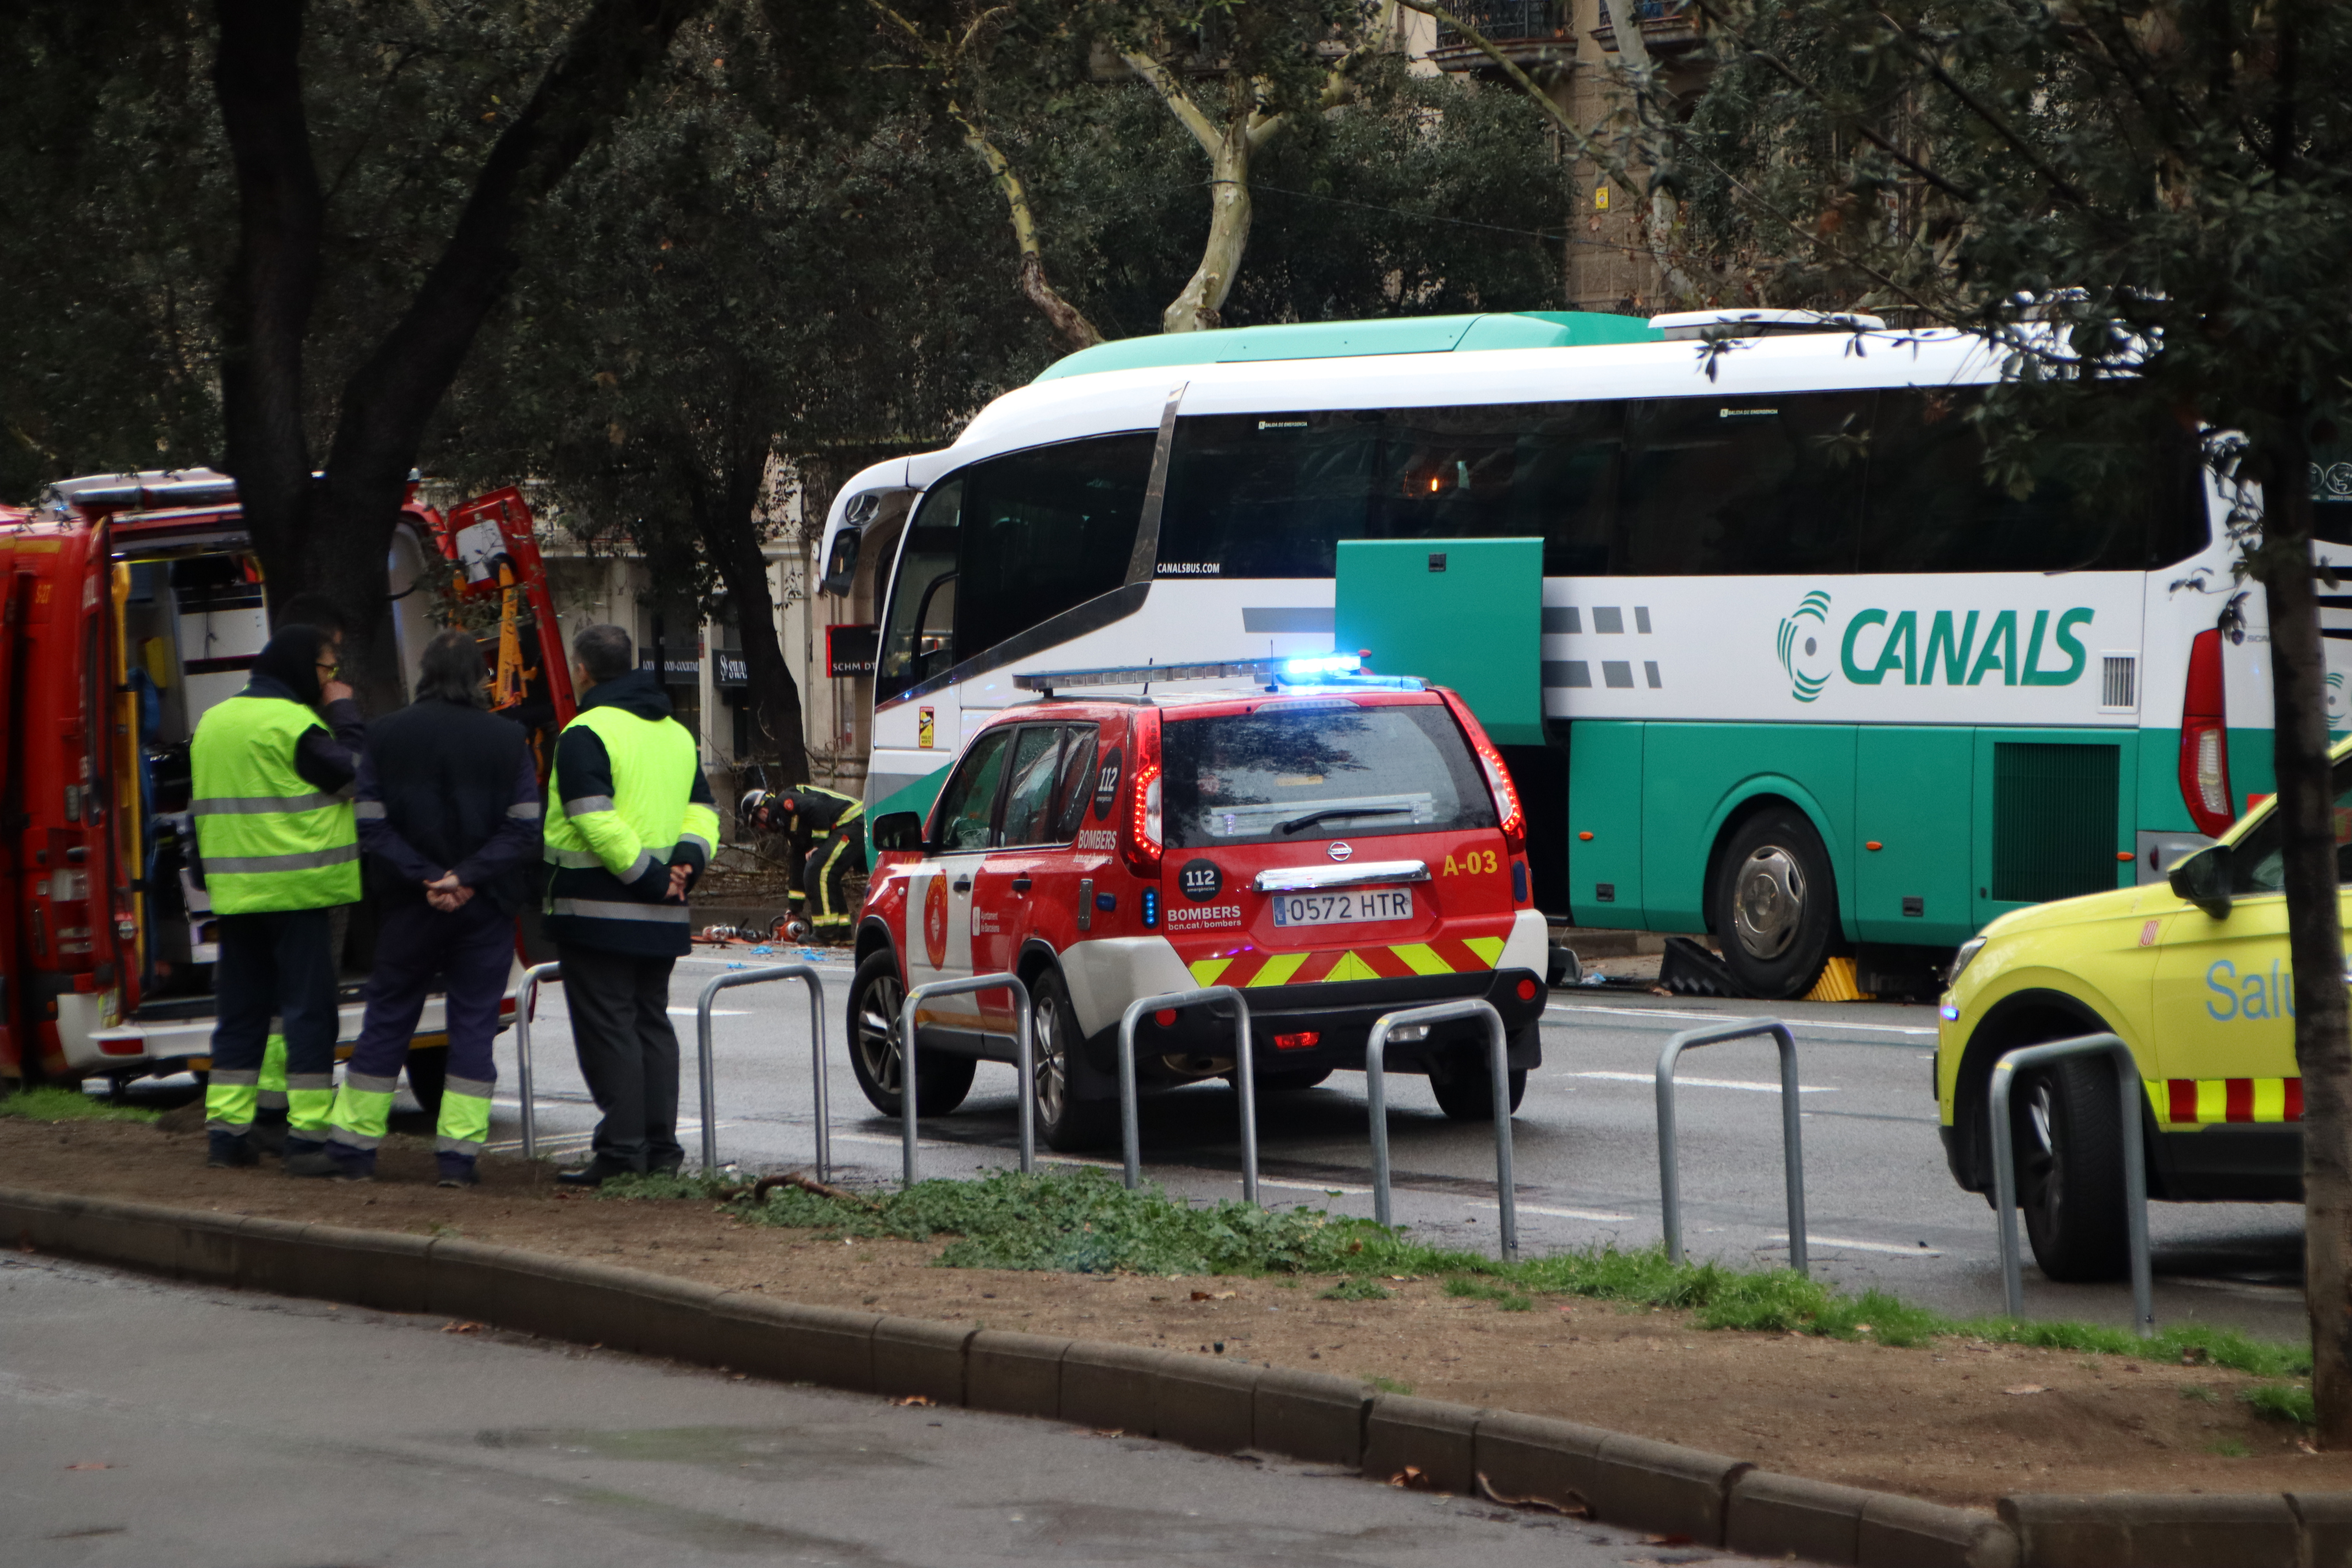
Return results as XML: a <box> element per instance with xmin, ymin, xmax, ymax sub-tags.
<box><xmin>1711</xmin><ymin>807</ymin><xmax>1838</xmax><ymax>1000</ymax></box>
<box><xmin>1031</xmin><ymin>967</ymin><xmax>1115</xmax><ymax>1152</ymax></box>
<box><xmin>2013</xmin><ymin>1055</ymin><xmax>2131</xmax><ymax>1282</ymax></box>
<box><xmin>847</xmin><ymin>950</ymin><xmax>976</xmax><ymax>1118</ymax></box>
<box><xmin>1430</xmin><ymin>1050</ymin><xmax>1527</xmax><ymax>1121</ymax></box>
<box><xmin>404</xmin><ymin>1046</ymin><xmax>447</xmax><ymax>1123</ymax></box>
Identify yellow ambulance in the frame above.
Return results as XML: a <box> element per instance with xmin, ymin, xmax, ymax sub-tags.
<box><xmin>1935</xmin><ymin>748</ymin><xmax>2344</xmax><ymax>1281</ymax></box>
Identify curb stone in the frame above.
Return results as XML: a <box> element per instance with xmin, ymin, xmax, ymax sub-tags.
<box><xmin>0</xmin><ymin>1184</ymin><xmax>2327</xmax><ymax>1567</ymax></box>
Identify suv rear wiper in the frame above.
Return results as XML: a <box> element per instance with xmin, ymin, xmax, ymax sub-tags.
<box><xmin>1277</xmin><ymin>805</ymin><xmax>1411</xmax><ymax>835</ymax></box>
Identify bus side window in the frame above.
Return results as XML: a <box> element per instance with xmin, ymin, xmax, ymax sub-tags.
<box><xmin>1159</xmin><ymin>412</ymin><xmax>1380</xmax><ymax>578</ymax></box>
<box><xmin>1619</xmin><ymin>393</ymin><xmax>1871</xmax><ymax>576</ymax></box>
<box><xmin>875</xmin><ymin>479</ymin><xmax>962</xmax><ymax>704</ymax></box>
<box><xmin>1860</xmin><ymin>390</ymin><xmax>2208</xmax><ymax>572</ymax></box>
<box><xmin>1371</xmin><ymin>401</ymin><xmax>1623</xmax><ymax>574</ymax></box>
<box><xmin>956</xmin><ymin>433</ymin><xmax>1153</xmax><ymax>660</ymax></box>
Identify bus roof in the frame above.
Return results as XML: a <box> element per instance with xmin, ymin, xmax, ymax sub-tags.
<box><xmin>1031</xmin><ymin>312</ymin><xmax>1662</xmax><ymax>382</ymax></box>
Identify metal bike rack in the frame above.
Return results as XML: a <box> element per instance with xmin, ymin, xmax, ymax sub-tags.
<box><xmin>694</xmin><ymin>965</ymin><xmax>829</xmax><ymax>1180</ymax></box>
<box><xmin>1656</xmin><ymin>1017</ymin><xmax>1809</xmax><ymax>1276</ymax></box>
<box><xmin>1366</xmin><ymin>999</ymin><xmax>1517</xmax><ymax>1259</ymax></box>
<box><xmin>1117</xmin><ymin>987</ymin><xmax>1257</xmax><ymax>1205</ymax></box>
<box><xmin>510</xmin><ymin>961</ymin><xmax>561</xmax><ymax>1161</ymax></box>
<box><xmin>1990</xmin><ymin>1033</ymin><xmax>2153</xmax><ymax>1335</ymax></box>
<box><xmin>897</xmin><ymin>972</ymin><xmax>1032</xmax><ymax>1188</ymax></box>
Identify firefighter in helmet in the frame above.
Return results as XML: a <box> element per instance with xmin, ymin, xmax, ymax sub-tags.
<box><xmin>741</xmin><ymin>783</ymin><xmax>865</xmax><ymax>938</ymax></box>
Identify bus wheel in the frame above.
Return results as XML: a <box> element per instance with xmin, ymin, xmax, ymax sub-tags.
<box><xmin>2013</xmin><ymin>1055</ymin><xmax>2130</xmax><ymax>1282</ymax></box>
<box><xmin>1030</xmin><ymin>967</ymin><xmax>1114</xmax><ymax>1152</ymax></box>
<box><xmin>1711</xmin><ymin>808</ymin><xmax>1837</xmax><ymax>999</ymax></box>
<box><xmin>846</xmin><ymin>950</ymin><xmax>976</xmax><ymax>1118</ymax></box>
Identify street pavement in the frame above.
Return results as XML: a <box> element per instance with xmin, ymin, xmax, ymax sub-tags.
<box><xmin>471</xmin><ymin>950</ymin><xmax>2304</xmax><ymax>1341</ymax></box>
<box><xmin>0</xmin><ymin>1251</ymin><xmax>1717</xmax><ymax>1567</ymax></box>
<box><xmin>110</xmin><ymin>948</ymin><xmax>2306</xmax><ymax>1340</ymax></box>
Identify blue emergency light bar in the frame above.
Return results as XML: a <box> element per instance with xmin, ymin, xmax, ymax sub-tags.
<box><xmin>1013</xmin><ymin>654</ymin><xmax>1427</xmax><ymax>695</ymax></box>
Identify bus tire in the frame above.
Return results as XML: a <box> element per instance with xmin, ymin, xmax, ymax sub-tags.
<box><xmin>2013</xmin><ymin>1054</ymin><xmax>2131</xmax><ymax>1282</ymax></box>
<box><xmin>1031</xmin><ymin>966</ymin><xmax>1115</xmax><ymax>1152</ymax></box>
<box><xmin>846</xmin><ymin>950</ymin><xmax>977</xmax><ymax>1119</ymax></box>
<box><xmin>1711</xmin><ymin>807</ymin><xmax>1838</xmax><ymax>1000</ymax></box>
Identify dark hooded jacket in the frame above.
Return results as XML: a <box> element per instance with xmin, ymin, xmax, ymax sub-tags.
<box><xmin>542</xmin><ymin>668</ymin><xmax>716</xmax><ymax>956</ymax></box>
<box><xmin>242</xmin><ymin>625</ymin><xmax>366</xmax><ymax>794</ymax></box>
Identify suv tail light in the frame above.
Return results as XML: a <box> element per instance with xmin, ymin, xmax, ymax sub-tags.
<box><xmin>1436</xmin><ymin>689</ymin><xmax>1526</xmax><ymax>853</ymax></box>
<box><xmin>2179</xmin><ymin>628</ymin><xmax>2234</xmax><ymax>838</ymax></box>
<box><xmin>1125</xmin><ymin>717</ymin><xmax>1164</xmax><ymax>876</ymax></box>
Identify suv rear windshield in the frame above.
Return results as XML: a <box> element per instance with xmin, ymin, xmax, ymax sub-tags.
<box><xmin>1161</xmin><ymin>700</ymin><xmax>1496</xmax><ymax>850</ymax></box>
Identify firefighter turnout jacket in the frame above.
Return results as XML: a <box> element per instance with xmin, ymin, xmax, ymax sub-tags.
<box><xmin>189</xmin><ymin>682</ymin><xmax>363</xmax><ymax>913</ymax></box>
<box><xmin>542</xmin><ymin>668</ymin><xmax>720</xmax><ymax>956</ymax></box>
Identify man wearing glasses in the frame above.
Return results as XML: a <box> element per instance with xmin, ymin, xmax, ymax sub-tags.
<box><xmin>188</xmin><ymin>617</ymin><xmax>367</xmax><ymax>1169</ymax></box>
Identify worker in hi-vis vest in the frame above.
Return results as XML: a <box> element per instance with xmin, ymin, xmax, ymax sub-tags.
<box><xmin>292</xmin><ymin>630</ymin><xmax>541</xmax><ymax>1186</ymax></box>
<box><xmin>189</xmin><ymin>621</ymin><xmax>365</xmax><ymax>1169</ymax></box>
<box><xmin>541</xmin><ymin>623</ymin><xmax>720</xmax><ymax>1186</ymax></box>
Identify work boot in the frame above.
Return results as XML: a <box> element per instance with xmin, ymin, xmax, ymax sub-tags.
<box><xmin>249</xmin><ymin>1109</ymin><xmax>290</xmax><ymax>1157</ymax></box>
<box><xmin>554</xmin><ymin>1155</ymin><xmax>639</xmax><ymax>1189</ymax></box>
<box><xmin>205</xmin><ymin>1130</ymin><xmax>260</xmax><ymax>1169</ymax></box>
<box><xmin>435</xmin><ymin>1152</ymin><xmax>480</xmax><ymax>1189</ymax></box>
<box><xmin>286</xmin><ymin>1145</ymin><xmax>373</xmax><ymax>1181</ymax></box>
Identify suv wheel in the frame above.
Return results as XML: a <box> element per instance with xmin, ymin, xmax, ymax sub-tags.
<box><xmin>1031</xmin><ymin>966</ymin><xmax>1115</xmax><ymax>1152</ymax></box>
<box><xmin>1429</xmin><ymin>1039</ymin><xmax>1528</xmax><ymax>1121</ymax></box>
<box><xmin>846</xmin><ymin>950</ymin><xmax>976</xmax><ymax>1118</ymax></box>
<box><xmin>1711</xmin><ymin>807</ymin><xmax>1838</xmax><ymax>999</ymax></box>
<box><xmin>1256</xmin><ymin>1066</ymin><xmax>1335</xmax><ymax>1093</ymax></box>
<box><xmin>2013</xmin><ymin>1054</ymin><xmax>2130</xmax><ymax>1282</ymax></box>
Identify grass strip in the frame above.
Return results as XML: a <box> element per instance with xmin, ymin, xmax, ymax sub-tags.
<box><xmin>598</xmin><ymin>1165</ymin><xmax>2310</xmax><ymax>1378</ymax></box>
<box><xmin>0</xmin><ymin>1086</ymin><xmax>160</xmax><ymax>1125</ymax></box>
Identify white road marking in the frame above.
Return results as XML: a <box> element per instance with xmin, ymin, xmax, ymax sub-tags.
<box><xmin>1774</xmin><ymin>1234</ymin><xmax>1941</xmax><ymax>1257</ymax></box>
<box><xmin>1473</xmin><ymin>1201</ymin><xmax>1632</xmax><ymax>1222</ymax></box>
<box><xmin>1571</xmin><ymin>1070</ymin><xmax>1836</xmax><ymax>1093</ymax></box>
<box><xmin>1545</xmin><ymin>1002</ymin><xmax>1936</xmax><ymax>1038</ymax></box>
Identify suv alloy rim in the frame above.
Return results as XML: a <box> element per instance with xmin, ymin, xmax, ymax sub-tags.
<box><xmin>1732</xmin><ymin>845</ymin><xmax>1806</xmax><ymax>960</ymax></box>
<box><xmin>1034</xmin><ymin>989</ymin><xmax>1068</xmax><ymax>1124</ymax></box>
<box><xmin>857</xmin><ymin>970</ymin><xmax>906</xmax><ymax>1096</ymax></box>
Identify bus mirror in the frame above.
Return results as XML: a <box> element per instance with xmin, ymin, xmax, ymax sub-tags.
<box><xmin>2168</xmin><ymin>842</ymin><xmax>2233</xmax><ymax>919</ymax></box>
<box><xmin>872</xmin><ymin>810</ymin><xmax>925</xmax><ymax>854</ymax></box>
<box><xmin>820</xmin><ymin>527</ymin><xmax>860</xmax><ymax>597</ymax></box>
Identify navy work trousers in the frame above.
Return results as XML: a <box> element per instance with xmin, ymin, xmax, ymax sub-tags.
<box><xmin>208</xmin><ymin>908</ymin><xmax>339</xmax><ymax>1134</ymax></box>
<box><xmin>556</xmin><ymin>943</ymin><xmax>682</xmax><ymax>1173</ymax></box>
<box><xmin>347</xmin><ymin>897</ymin><xmax>511</xmax><ymax>1092</ymax></box>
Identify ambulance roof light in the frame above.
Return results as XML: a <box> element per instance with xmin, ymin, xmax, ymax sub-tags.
<box><xmin>1013</xmin><ymin>654</ymin><xmax>1426</xmax><ymax>696</ymax></box>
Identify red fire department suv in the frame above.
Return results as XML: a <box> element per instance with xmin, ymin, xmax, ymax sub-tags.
<box><xmin>848</xmin><ymin>659</ymin><xmax>1549</xmax><ymax>1150</ymax></box>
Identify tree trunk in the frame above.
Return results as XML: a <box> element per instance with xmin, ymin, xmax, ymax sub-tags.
<box><xmin>956</xmin><ymin>117</ymin><xmax>1102</xmax><ymax>352</ymax></box>
<box><xmin>2260</xmin><ymin>421</ymin><xmax>2352</xmax><ymax>1446</ymax></box>
<box><xmin>1163</xmin><ymin>118</ymin><xmax>1253</xmax><ymax>334</ymax></box>
<box><xmin>698</xmin><ymin>444</ymin><xmax>810</xmax><ymax>790</ymax></box>
<box><xmin>214</xmin><ymin>0</ymin><xmax>711</xmax><ymax>711</ymax></box>
<box><xmin>212</xmin><ymin>0</ymin><xmax>323</xmax><ymax>601</ymax></box>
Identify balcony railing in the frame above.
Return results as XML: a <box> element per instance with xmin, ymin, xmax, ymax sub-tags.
<box><xmin>1589</xmin><ymin>0</ymin><xmax>1706</xmax><ymax>55</ymax></box>
<box><xmin>1429</xmin><ymin>0</ymin><xmax>1576</xmax><ymax>70</ymax></box>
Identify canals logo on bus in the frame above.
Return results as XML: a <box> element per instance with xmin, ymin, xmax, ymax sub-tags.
<box><xmin>1779</xmin><ymin>590</ymin><xmax>2099</xmax><ymax>699</ymax></box>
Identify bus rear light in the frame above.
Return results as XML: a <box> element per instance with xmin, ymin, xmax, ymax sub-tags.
<box><xmin>2179</xmin><ymin>628</ymin><xmax>2235</xmax><ymax>838</ymax></box>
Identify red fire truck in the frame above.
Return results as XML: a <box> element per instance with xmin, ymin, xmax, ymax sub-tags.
<box><xmin>0</xmin><ymin>471</ymin><xmax>573</xmax><ymax>1102</ymax></box>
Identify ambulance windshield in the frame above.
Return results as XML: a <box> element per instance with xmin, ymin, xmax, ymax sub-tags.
<box><xmin>1161</xmin><ymin>700</ymin><xmax>1494</xmax><ymax>849</ymax></box>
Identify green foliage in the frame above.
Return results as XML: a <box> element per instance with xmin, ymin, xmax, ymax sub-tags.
<box><xmin>1319</xmin><ymin>1276</ymin><xmax>1392</xmax><ymax>1301</ymax></box>
<box><xmin>1368</xmin><ymin>1374</ymin><xmax>1412</xmax><ymax>1395</ymax></box>
<box><xmin>2207</xmin><ymin>1436</ymin><xmax>2252</xmax><ymax>1459</ymax></box>
<box><xmin>2243</xmin><ymin>1383</ymin><xmax>2317</xmax><ymax>1428</ymax></box>
<box><xmin>0</xmin><ymin>1087</ymin><xmax>161</xmax><ymax>1125</ymax></box>
<box><xmin>2179</xmin><ymin>1384</ymin><xmax>2217</xmax><ymax>1403</ymax></box>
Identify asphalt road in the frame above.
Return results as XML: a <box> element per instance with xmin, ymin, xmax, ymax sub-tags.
<box><xmin>469</xmin><ymin>950</ymin><xmax>2305</xmax><ymax>1341</ymax></box>
<box><xmin>0</xmin><ymin>1251</ymin><xmax>1710</xmax><ymax>1568</ymax></box>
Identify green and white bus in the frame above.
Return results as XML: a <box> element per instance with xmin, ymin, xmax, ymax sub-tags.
<box><xmin>819</xmin><ymin>308</ymin><xmax>2330</xmax><ymax>998</ymax></box>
